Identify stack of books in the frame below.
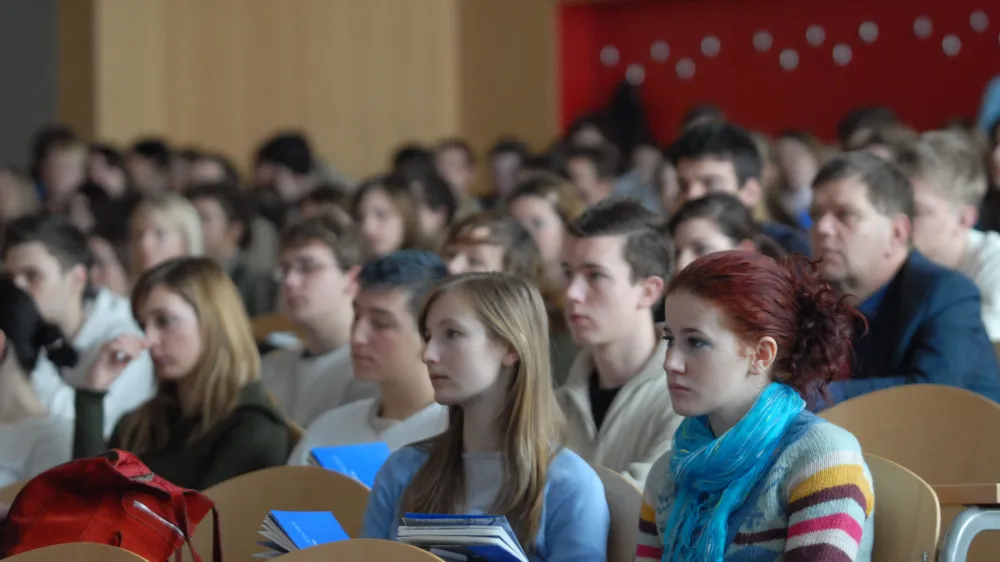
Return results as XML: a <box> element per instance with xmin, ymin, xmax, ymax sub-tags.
<box><xmin>307</xmin><ymin>441</ymin><xmax>391</xmax><ymax>488</ymax></box>
<box><xmin>255</xmin><ymin>511</ymin><xmax>348</xmax><ymax>559</ymax></box>
<box><xmin>396</xmin><ymin>513</ymin><xmax>529</xmax><ymax>562</ymax></box>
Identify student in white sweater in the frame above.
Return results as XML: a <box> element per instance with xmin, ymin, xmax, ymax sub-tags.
<box><xmin>263</xmin><ymin>216</ymin><xmax>377</xmax><ymax>427</ymax></box>
<box><xmin>556</xmin><ymin>198</ymin><xmax>682</xmax><ymax>488</ymax></box>
<box><xmin>0</xmin><ymin>277</ymin><xmax>75</xmax><ymax>486</ymax></box>
<box><xmin>289</xmin><ymin>250</ymin><xmax>450</xmax><ymax>464</ymax></box>
<box><xmin>900</xmin><ymin>130</ymin><xmax>1000</xmax><ymax>340</ymax></box>
<box><xmin>3</xmin><ymin>215</ymin><xmax>154</xmax><ymax>437</ymax></box>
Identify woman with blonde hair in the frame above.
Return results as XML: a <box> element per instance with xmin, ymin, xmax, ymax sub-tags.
<box><xmin>130</xmin><ymin>193</ymin><xmax>204</xmax><ymax>277</ymax></box>
<box><xmin>352</xmin><ymin>173</ymin><xmax>426</xmax><ymax>259</ymax></box>
<box><xmin>506</xmin><ymin>174</ymin><xmax>586</xmax><ymax>287</ymax></box>
<box><xmin>74</xmin><ymin>257</ymin><xmax>289</xmax><ymax>490</ymax></box>
<box><xmin>361</xmin><ymin>273</ymin><xmax>609</xmax><ymax>561</ymax></box>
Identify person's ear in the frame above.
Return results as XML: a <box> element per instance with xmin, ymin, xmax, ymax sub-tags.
<box><xmin>737</xmin><ymin>178</ymin><xmax>763</xmax><ymax>209</ymax></box>
<box><xmin>225</xmin><ymin>221</ymin><xmax>245</xmax><ymax>247</ymax></box>
<box><xmin>343</xmin><ymin>265</ymin><xmax>362</xmax><ymax>299</ymax></box>
<box><xmin>69</xmin><ymin>264</ymin><xmax>88</xmax><ymax>295</ymax></box>
<box><xmin>752</xmin><ymin>336</ymin><xmax>778</xmax><ymax>375</ymax></box>
<box><xmin>891</xmin><ymin>214</ymin><xmax>912</xmax><ymax>252</ymax></box>
<box><xmin>638</xmin><ymin>275</ymin><xmax>666</xmax><ymax>309</ymax></box>
<box><xmin>501</xmin><ymin>346</ymin><xmax>519</xmax><ymax>368</ymax></box>
<box><xmin>958</xmin><ymin>203</ymin><xmax>979</xmax><ymax>230</ymax></box>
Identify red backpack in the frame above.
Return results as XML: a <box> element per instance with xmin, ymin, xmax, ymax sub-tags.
<box><xmin>0</xmin><ymin>450</ymin><xmax>221</xmax><ymax>561</ymax></box>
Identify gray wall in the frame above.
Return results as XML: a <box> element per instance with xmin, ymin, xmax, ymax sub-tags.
<box><xmin>0</xmin><ymin>0</ymin><xmax>58</xmax><ymax>169</ymax></box>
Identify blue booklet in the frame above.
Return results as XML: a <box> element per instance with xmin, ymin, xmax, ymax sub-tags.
<box><xmin>308</xmin><ymin>441</ymin><xmax>391</xmax><ymax>488</ymax></box>
<box><xmin>396</xmin><ymin>513</ymin><xmax>528</xmax><ymax>562</ymax></box>
<box><xmin>255</xmin><ymin>510</ymin><xmax>348</xmax><ymax>559</ymax></box>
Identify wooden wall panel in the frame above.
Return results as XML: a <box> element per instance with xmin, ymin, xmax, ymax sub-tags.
<box><xmin>86</xmin><ymin>0</ymin><xmax>460</xmax><ymax>179</ymax></box>
<box><xmin>57</xmin><ymin>0</ymin><xmax>95</xmax><ymax>140</ymax></box>
<box><xmin>60</xmin><ymin>0</ymin><xmax>558</xmax><ymax>181</ymax></box>
<box><xmin>457</xmin><ymin>0</ymin><xmax>560</xmax><ymax>158</ymax></box>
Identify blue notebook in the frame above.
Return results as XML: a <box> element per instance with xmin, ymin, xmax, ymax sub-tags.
<box><xmin>255</xmin><ymin>510</ymin><xmax>348</xmax><ymax>558</ymax></box>
<box><xmin>396</xmin><ymin>513</ymin><xmax>528</xmax><ymax>562</ymax></box>
<box><xmin>308</xmin><ymin>442</ymin><xmax>391</xmax><ymax>488</ymax></box>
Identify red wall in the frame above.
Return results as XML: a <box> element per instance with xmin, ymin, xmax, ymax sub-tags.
<box><xmin>559</xmin><ymin>0</ymin><xmax>1000</xmax><ymax>143</ymax></box>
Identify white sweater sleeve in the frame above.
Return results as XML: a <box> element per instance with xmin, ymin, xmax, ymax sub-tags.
<box><xmin>23</xmin><ymin>418</ymin><xmax>73</xmax><ymax>479</ymax></box>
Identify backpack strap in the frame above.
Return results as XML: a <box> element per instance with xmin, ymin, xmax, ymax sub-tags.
<box><xmin>169</xmin><ymin>493</ymin><xmax>222</xmax><ymax>562</ymax></box>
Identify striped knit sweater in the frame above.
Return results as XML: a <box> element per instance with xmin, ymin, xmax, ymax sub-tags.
<box><xmin>635</xmin><ymin>411</ymin><xmax>874</xmax><ymax>561</ymax></box>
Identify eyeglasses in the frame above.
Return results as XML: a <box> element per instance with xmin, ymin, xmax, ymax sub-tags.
<box><xmin>274</xmin><ymin>261</ymin><xmax>338</xmax><ymax>281</ymax></box>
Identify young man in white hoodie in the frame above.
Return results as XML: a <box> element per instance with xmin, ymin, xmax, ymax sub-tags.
<box><xmin>287</xmin><ymin>249</ymin><xmax>450</xmax><ymax>464</ymax></box>
<box><xmin>898</xmin><ymin>130</ymin><xmax>1000</xmax><ymax>341</ymax></box>
<box><xmin>557</xmin><ymin>197</ymin><xmax>680</xmax><ymax>487</ymax></box>
<box><xmin>2</xmin><ymin>214</ymin><xmax>154</xmax><ymax>437</ymax></box>
<box><xmin>262</xmin><ymin>215</ymin><xmax>377</xmax><ymax>427</ymax></box>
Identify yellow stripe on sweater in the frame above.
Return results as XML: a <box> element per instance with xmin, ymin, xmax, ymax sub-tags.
<box><xmin>789</xmin><ymin>464</ymin><xmax>874</xmax><ymax>516</ymax></box>
<box><xmin>640</xmin><ymin>501</ymin><xmax>657</xmax><ymax>522</ymax></box>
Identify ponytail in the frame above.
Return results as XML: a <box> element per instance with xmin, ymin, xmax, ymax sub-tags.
<box><xmin>667</xmin><ymin>251</ymin><xmax>865</xmax><ymax>396</ymax></box>
<box><xmin>778</xmin><ymin>255</ymin><xmax>865</xmax><ymax>391</ymax></box>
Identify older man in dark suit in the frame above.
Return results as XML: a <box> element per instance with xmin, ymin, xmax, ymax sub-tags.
<box><xmin>809</xmin><ymin>151</ymin><xmax>1000</xmax><ymax>405</ymax></box>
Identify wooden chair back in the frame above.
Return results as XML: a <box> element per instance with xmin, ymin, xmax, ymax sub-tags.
<box><xmin>188</xmin><ymin>466</ymin><xmax>370</xmax><ymax>562</ymax></box>
<box><xmin>591</xmin><ymin>463</ymin><xmax>642</xmax><ymax>562</ymax></box>
<box><xmin>822</xmin><ymin>384</ymin><xmax>1000</xmax><ymax>561</ymax></box>
<box><xmin>4</xmin><ymin>543</ymin><xmax>148</xmax><ymax>561</ymax></box>
<box><xmin>251</xmin><ymin>313</ymin><xmax>305</xmax><ymax>343</ymax></box>
<box><xmin>865</xmin><ymin>453</ymin><xmax>940</xmax><ymax>562</ymax></box>
<box><xmin>820</xmin><ymin>384</ymin><xmax>1000</xmax><ymax>485</ymax></box>
<box><xmin>274</xmin><ymin>539</ymin><xmax>444</xmax><ymax>561</ymax></box>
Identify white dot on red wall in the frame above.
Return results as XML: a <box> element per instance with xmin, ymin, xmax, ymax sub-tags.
<box><xmin>914</xmin><ymin>16</ymin><xmax>933</xmax><ymax>39</ymax></box>
<box><xmin>600</xmin><ymin>46</ymin><xmax>620</xmax><ymax>67</ymax></box>
<box><xmin>833</xmin><ymin>44</ymin><xmax>853</xmax><ymax>66</ymax></box>
<box><xmin>701</xmin><ymin>36</ymin><xmax>721</xmax><ymax>57</ymax></box>
<box><xmin>779</xmin><ymin>49</ymin><xmax>799</xmax><ymax>71</ymax></box>
<box><xmin>753</xmin><ymin>30</ymin><xmax>773</xmax><ymax>52</ymax></box>
<box><xmin>807</xmin><ymin>25</ymin><xmax>826</xmax><ymax>46</ymax></box>
<box><xmin>860</xmin><ymin>21</ymin><xmax>879</xmax><ymax>43</ymax></box>
<box><xmin>626</xmin><ymin>64</ymin><xmax>646</xmax><ymax>85</ymax></box>
<box><xmin>971</xmin><ymin>11</ymin><xmax>989</xmax><ymax>33</ymax></box>
<box><xmin>942</xmin><ymin>34</ymin><xmax>962</xmax><ymax>56</ymax></box>
<box><xmin>676</xmin><ymin>58</ymin><xmax>696</xmax><ymax>80</ymax></box>
<box><xmin>651</xmin><ymin>41</ymin><xmax>670</xmax><ymax>63</ymax></box>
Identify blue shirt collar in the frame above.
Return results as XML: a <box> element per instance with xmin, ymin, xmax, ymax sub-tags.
<box><xmin>858</xmin><ymin>283</ymin><xmax>889</xmax><ymax>319</ymax></box>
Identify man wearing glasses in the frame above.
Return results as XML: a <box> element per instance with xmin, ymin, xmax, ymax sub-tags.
<box><xmin>262</xmin><ymin>215</ymin><xmax>377</xmax><ymax>427</ymax></box>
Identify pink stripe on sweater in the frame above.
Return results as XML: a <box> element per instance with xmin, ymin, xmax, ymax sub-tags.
<box><xmin>788</xmin><ymin>513</ymin><xmax>863</xmax><ymax>543</ymax></box>
<box><xmin>635</xmin><ymin>544</ymin><xmax>663</xmax><ymax>558</ymax></box>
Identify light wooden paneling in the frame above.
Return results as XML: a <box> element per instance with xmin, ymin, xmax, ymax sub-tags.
<box><xmin>60</xmin><ymin>0</ymin><xmax>557</xmax><ymax>180</ymax></box>
<box><xmin>457</xmin><ymin>0</ymin><xmax>560</xmax><ymax>158</ymax></box>
<box><xmin>57</xmin><ymin>0</ymin><xmax>95</xmax><ymax>139</ymax></box>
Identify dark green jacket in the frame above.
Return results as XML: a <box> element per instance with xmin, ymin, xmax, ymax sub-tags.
<box><xmin>74</xmin><ymin>380</ymin><xmax>289</xmax><ymax>490</ymax></box>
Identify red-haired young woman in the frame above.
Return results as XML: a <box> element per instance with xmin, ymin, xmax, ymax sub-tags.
<box><xmin>635</xmin><ymin>250</ymin><xmax>874</xmax><ymax>562</ymax></box>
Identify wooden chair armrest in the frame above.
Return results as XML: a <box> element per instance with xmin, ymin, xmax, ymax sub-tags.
<box><xmin>932</xmin><ymin>483</ymin><xmax>1000</xmax><ymax>506</ymax></box>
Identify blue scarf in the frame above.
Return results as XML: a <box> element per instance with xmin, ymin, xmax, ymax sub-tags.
<box><xmin>661</xmin><ymin>382</ymin><xmax>805</xmax><ymax>562</ymax></box>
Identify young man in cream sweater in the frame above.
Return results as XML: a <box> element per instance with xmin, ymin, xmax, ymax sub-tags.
<box><xmin>899</xmin><ymin>130</ymin><xmax>1000</xmax><ymax>340</ymax></box>
<box><xmin>557</xmin><ymin>197</ymin><xmax>680</xmax><ymax>488</ymax></box>
<box><xmin>262</xmin><ymin>216</ymin><xmax>377</xmax><ymax>427</ymax></box>
<box><xmin>288</xmin><ymin>250</ymin><xmax>450</xmax><ymax>464</ymax></box>
<box><xmin>3</xmin><ymin>215</ymin><xmax>154</xmax><ymax>437</ymax></box>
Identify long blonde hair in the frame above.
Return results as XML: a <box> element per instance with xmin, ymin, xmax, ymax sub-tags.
<box><xmin>404</xmin><ymin>273</ymin><xmax>565</xmax><ymax>549</ymax></box>
<box><xmin>119</xmin><ymin>257</ymin><xmax>260</xmax><ymax>453</ymax></box>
